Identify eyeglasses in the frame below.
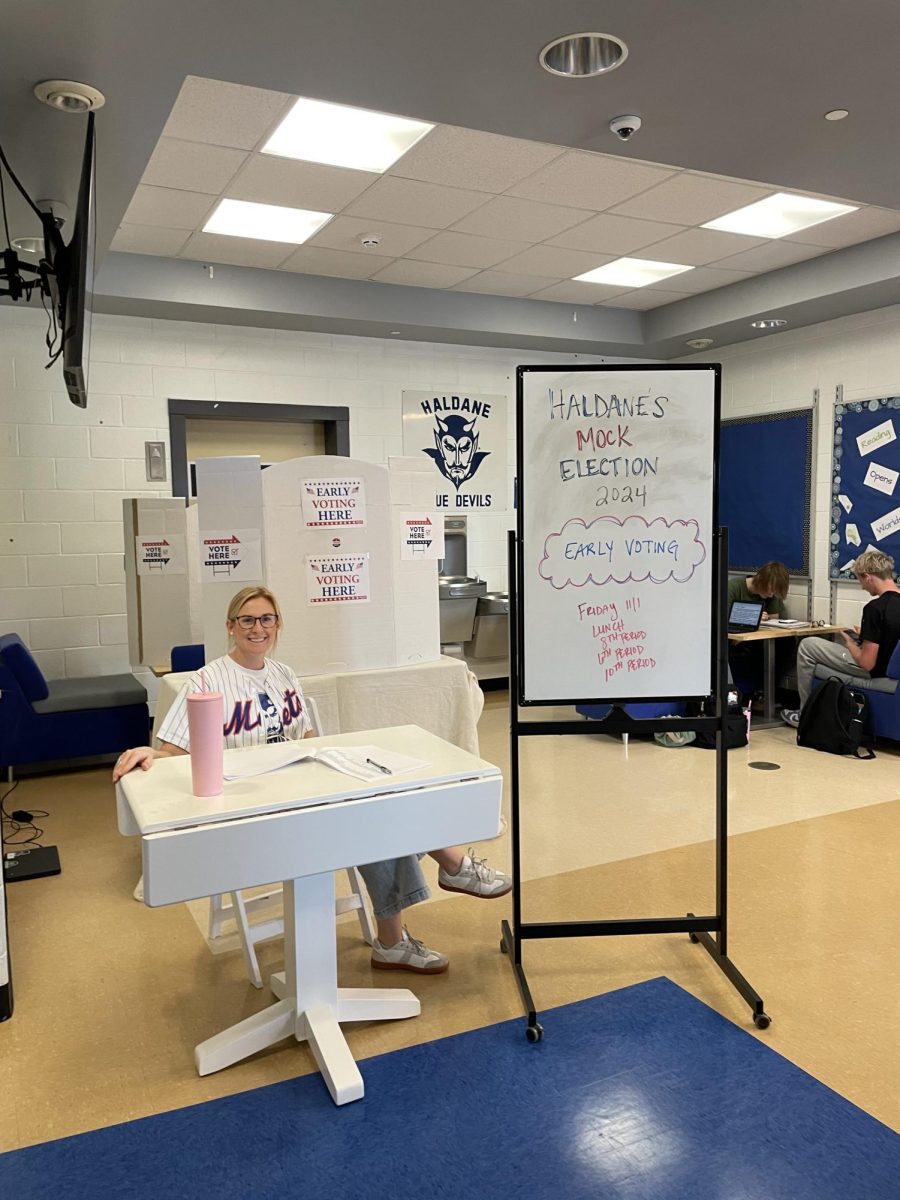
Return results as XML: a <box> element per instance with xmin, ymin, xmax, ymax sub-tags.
<box><xmin>234</xmin><ymin>613</ymin><xmax>278</xmax><ymax>629</ymax></box>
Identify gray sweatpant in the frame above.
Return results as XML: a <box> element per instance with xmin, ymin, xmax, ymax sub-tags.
<box><xmin>797</xmin><ymin>636</ymin><xmax>872</xmax><ymax>707</ymax></box>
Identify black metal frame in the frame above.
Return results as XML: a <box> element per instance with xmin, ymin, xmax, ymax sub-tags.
<box><xmin>501</xmin><ymin>365</ymin><xmax>768</xmax><ymax>1039</ymax></box>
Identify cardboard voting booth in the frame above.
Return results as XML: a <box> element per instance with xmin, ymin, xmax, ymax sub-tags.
<box><xmin>124</xmin><ymin>497</ymin><xmax>201</xmax><ymax>669</ymax></box>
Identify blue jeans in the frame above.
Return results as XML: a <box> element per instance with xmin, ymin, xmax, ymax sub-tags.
<box><xmin>357</xmin><ymin>855</ymin><xmax>430</xmax><ymax>919</ymax></box>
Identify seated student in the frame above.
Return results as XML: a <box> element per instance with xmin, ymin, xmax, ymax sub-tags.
<box><xmin>781</xmin><ymin>550</ymin><xmax>900</xmax><ymax>727</ymax></box>
<box><xmin>727</xmin><ymin>561</ymin><xmax>790</xmax><ymax>700</ymax></box>
<box><xmin>113</xmin><ymin>585</ymin><xmax>510</xmax><ymax>975</ymax></box>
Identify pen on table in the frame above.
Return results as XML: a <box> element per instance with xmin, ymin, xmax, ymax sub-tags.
<box><xmin>366</xmin><ymin>757</ymin><xmax>392</xmax><ymax>775</ymax></box>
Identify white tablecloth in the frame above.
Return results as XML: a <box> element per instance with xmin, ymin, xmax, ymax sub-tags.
<box><xmin>151</xmin><ymin>655</ymin><xmax>483</xmax><ymax>755</ymax></box>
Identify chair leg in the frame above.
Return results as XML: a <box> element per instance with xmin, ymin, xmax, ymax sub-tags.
<box><xmin>208</xmin><ymin>893</ymin><xmax>227</xmax><ymax>940</ymax></box>
<box><xmin>230</xmin><ymin>890</ymin><xmax>263</xmax><ymax>990</ymax></box>
<box><xmin>346</xmin><ymin>866</ymin><xmax>376</xmax><ymax>946</ymax></box>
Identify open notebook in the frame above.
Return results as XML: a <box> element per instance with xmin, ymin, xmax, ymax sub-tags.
<box><xmin>222</xmin><ymin>743</ymin><xmax>429</xmax><ymax>784</ymax></box>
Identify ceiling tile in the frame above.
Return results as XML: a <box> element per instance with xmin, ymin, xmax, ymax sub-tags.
<box><xmin>609</xmin><ymin>172</ymin><xmax>773</xmax><ymax>223</ymax></box>
<box><xmin>547</xmin><ymin>213</ymin><xmax>685</xmax><ymax>254</ymax></box>
<box><xmin>636</xmin><ymin>227</ymin><xmax>767</xmax><ymax>265</ymax></box>
<box><xmin>527</xmin><ymin>280</ymin><xmax>628</xmax><ymax>304</ymax></box>
<box><xmin>785</xmin><ymin>206</ymin><xmax>900</xmax><ymax>248</ymax></box>
<box><xmin>450</xmin><ymin>271</ymin><xmax>560</xmax><ymax>297</ymax></box>
<box><xmin>110</xmin><ymin>224</ymin><xmax>191</xmax><ymax>256</ymax></box>
<box><xmin>370</xmin><ymin>260</ymin><xmax>479</xmax><ymax>287</ymax></box>
<box><xmin>645</xmin><ymin>265</ymin><xmax>756</xmax><ymax>294</ymax></box>
<box><xmin>345</xmin><ymin>176</ymin><xmax>491</xmax><ymax>228</ymax></box>
<box><xmin>407</xmin><ymin>231</ymin><xmax>530</xmax><ymax>268</ymax></box>
<box><xmin>605</xmin><ymin>290</ymin><xmax>695</xmax><ymax>310</ymax></box>
<box><xmin>161</xmin><ymin>75</ymin><xmax>293</xmax><ymax>150</ymax></box>
<box><xmin>711</xmin><ymin>240</ymin><xmax>829</xmax><ymax>272</ymax></box>
<box><xmin>228</xmin><ymin>155</ymin><xmax>378</xmax><ymax>212</ymax></box>
<box><xmin>506</xmin><ymin>151</ymin><xmax>676</xmax><ymax>212</ymax></box>
<box><xmin>450</xmin><ymin>194</ymin><xmax>587</xmax><ymax>242</ymax></box>
<box><xmin>141</xmin><ymin>138</ymin><xmax>248</xmax><ymax>194</ymax></box>
<box><xmin>391</xmin><ymin>124</ymin><xmax>563</xmax><ymax>193</ymax></box>
<box><xmin>279</xmin><ymin>245</ymin><xmax>393</xmax><ymax>278</ymax></box>
<box><xmin>123</xmin><ymin>185</ymin><xmax>218</xmax><ymax>230</ymax></box>
<box><xmin>493</xmin><ymin>244</ymin><xmax>613</xmax><ymax>277</ymax></box>
<box><xmin>179</xmin><ymin>231</ymin><xmax>296</xmax><ymax>268</ymax></box>
<box><xmin>308</xmin><ymin>215</ymin><xmax>436</xmax><ymax>257</ymax></box>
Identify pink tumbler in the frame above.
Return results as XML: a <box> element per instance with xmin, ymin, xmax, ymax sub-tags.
<box><xmin>187</xmin><ymin>690</ymin><xmax>224</xmax><ymax>796</ymax></box>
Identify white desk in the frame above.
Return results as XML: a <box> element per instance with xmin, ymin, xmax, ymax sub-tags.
<box><xmin>117</xmin><ymin>725</ymin><xmax>502</xmax><ymax>1106</ymax></box>
<box><xmin>151</xmin><ymin>655</ymin><xmax>483</xmax><ymax>754</ymax></box>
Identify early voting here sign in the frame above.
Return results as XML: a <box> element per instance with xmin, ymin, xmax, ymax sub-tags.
<box><xmin>517</xmin><ymin>365</ymin><xmax>718</xmax><ymax>704</ymax></box>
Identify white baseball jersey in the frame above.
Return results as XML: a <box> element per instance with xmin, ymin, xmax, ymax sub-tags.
<box><xmin>157</xmin><ymin>655</ymin><xmax>310</xmax><ymax>751</ymax></box>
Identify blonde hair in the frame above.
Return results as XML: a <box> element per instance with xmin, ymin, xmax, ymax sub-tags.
<box><xmin>853</xmin><ymin>550</ymin><xmax>895</xmax><ymax>580</ymax></box>
<box><xmin>226</xmin><ymin>586</ymin><xmax>283</xmax><ymax>644</ymax></box>
<box><xmin>751</xmin><ymin>561</ymin><xmax>789</xmax><ymax>599</ymax></box>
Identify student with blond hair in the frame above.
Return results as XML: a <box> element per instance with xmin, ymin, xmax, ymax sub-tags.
<box><xmin>781</xmin><ymin>550</ymin><xmax>900</xmax><ymax>727</ymax></box>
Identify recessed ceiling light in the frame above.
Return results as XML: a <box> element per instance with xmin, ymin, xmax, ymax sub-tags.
<box><xmin>538</xmin><ymin>32</ymin><xmax>628</xmax><ymax>78</ymax></box>
<box><xmin>203</xmin><ymin>198</ymin><xmax>333</xmax><ymax>244</ymax></box>
<box><xmin>703</xmin><ymin>192</ymin><xmax>857</xmax><ymax>238</ymax></box>
<box><xmin>824</xmin><ymin>109</ymin><xmax>849</xmax><ymax>121</ymax></box>
<box><xmin>574</xmin><ymin>257</ymin><xmax>694</xmax><ymax>288</ymax></box>
<box><xmin>33</xmin><ymin>79</ymin><xmax>105</xmax><ymax>112</ymax></box>
<box><xmin>262</xmin><ymin>98</ymin><xmax>433</xmax><ymax>173</ymax></box>
<box><xmin>751</xmin><ymin>318</ymin><xmax>788</xmax><ymax>329</ymax></box>
<box><xmin>11</xmin><ymin>236</ymin><xmax>44</xmax><ymax>256</ymax></box>
<box><xmin>685</xmin><ymin>337</ymin><xmax>714</xmax><ymax>349</ymax></box>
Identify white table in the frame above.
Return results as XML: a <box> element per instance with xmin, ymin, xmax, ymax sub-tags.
<box><xmin>117</xmin><ymin>725</ymin><xmax>502</xmax><ymax>1106</ymax></box>
<box><xmin>151</xmin><ymin>655</ymin><xmax>483</xmax><ymax>754</ymax></box>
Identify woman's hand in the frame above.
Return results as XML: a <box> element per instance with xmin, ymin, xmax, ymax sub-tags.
<box><xmin>112</xmin><ymin>746</ymin><xmax>155</xmax><ymax>783</ymax></box>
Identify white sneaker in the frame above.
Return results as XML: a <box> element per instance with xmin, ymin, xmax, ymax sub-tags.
<box><xmin>371</xmin><ymin>927</ymin><xmax>449</xmax><ymax>974</ymax></box>
<box><xmin>438</xmin><ymin>850</ymin><xmax>512</xmax><ymax>899</ymax></box>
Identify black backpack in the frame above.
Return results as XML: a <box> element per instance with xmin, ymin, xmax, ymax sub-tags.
<box><xmin>690</xmin><ymin>695</ymin><xmax>748</xmax><ymax>750</ymax></box>
<box><xmin>796</xmin><ymin>677</ymin><xmax>875</xmax><ymax>759</ymax></box>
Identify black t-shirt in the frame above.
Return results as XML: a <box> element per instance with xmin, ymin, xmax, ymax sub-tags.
<box><xmin>860</xmin><ymin>591</ymin><xmax>900</xmax><ymax>677</ymax></box>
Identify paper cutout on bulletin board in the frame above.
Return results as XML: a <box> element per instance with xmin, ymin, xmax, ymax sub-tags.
<box><xmin>871</xmin><ymin>505</ymin><xmax>900</xmax><ymax>542</ymax></box>
<box><xmin>863</xmin><ymin>461</ymin><xmax>898</xmax><ymax>497</ymax></box>
<box><xmin>856</xmin><ymin>419</ymin><xmax>895</xmax><ymax>457</ymax></box>
<box><xmin>845</xmin><ymin>523</ymin><xmax>860</xmax><ymax>546</ymax></box>
<box><xmin>199</xmin><ymin>529</ymin><xmax>262</xmax><ymax>581</ymax></box>
<box><xmin>306</xmin><ymin>553</ymin><xmax>370</xmax><ymax>604</ymax></box>
<box><xmin>838</xmin><ymin>494</ymin><xmax>853</xmax><ymax>513</ymax></box>
<box><xmin>135</xmin><ymin>534</ymin><xmax>186</xmax><ymax>576</ymax></box>
<box><xmin>301</xmin><ymin>478</ymin><xmax>366</xmax><ymax>527</ymax></box>
<box><xmin>400</xmin><ymin>512</ymin><xmax>444</xmax><ymax>560</ymax></box>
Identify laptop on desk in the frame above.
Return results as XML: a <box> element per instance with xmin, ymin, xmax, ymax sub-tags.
<box><xmin>727</xmin><ymin>600</ymin><xmax>765</xmax><ymax>634</ymax></box>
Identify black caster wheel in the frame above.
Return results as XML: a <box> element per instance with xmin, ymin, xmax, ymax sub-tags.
<box><xmin>688</xmin><ymin>933</ymin><xmax>699</xmax><ymax>943</ymax></box>
<box><xmin>500</xmin><ymin>938</ymin><xmax>507</xmax><ymax>954</ymax></box>
<box><xmin>753</xmin><ymin>1012</ymin><xmax>771</xmax><ymax>1030</ymax></box>
<box><xmin>525</xmin><ymin>1023</ymin><xmax>544</xmax><ymax>1043</ymax></box>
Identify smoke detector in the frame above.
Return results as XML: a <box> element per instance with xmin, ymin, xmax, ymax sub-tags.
<box><xmin>685</xmin><ymin>337</ymin><xmax>714</xmax><ymax>350</ymax></box>
<box><xmin>359</xmin><ymin>233</ymin><xmax>382</xmax><ymax>248</ymax></box>
<box><xmin>34</xmin><ymin>80</ymin><xmax>106</xmax><ymax>113</ymax></box>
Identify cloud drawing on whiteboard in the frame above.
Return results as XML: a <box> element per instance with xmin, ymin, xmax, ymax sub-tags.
<box><xmin>539</xmin><ymin>515</ymin><xmax>707</xmax><ymax>588</ymax></box>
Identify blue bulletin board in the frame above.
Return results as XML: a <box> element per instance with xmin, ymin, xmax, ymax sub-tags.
<box><xmin>830</xmin><ymin>397</ymin><xmax>900</xmax><ymax>579</ymax></box>
<box><xmin>720</xmin><ymin>409</ymin><xmax>813</xmax><ymax>575</ymax></box>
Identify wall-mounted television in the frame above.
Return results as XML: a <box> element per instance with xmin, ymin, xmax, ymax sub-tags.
<box><xmin>42</xmin><ymin>113</ymin><xmax>95</xmax><ymax>408</ymax></box>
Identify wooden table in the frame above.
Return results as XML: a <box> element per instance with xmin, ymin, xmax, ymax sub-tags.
<box><xmin>728</xmin><ymin>623</ymin><xmax>846</xmax><ymax>725</ymax></box>
<box><xmin>116</xmin><ymin>725</ymin><xmax>502</xmax><ymax>1106</ymax></box>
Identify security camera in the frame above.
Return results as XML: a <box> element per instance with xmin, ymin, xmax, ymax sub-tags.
<box><xmin>609</xmin><ymin>115</ymin><xmax>642</xmax><ymax>141</ymax></box>
<box><xmin>36</xmin><ymin>199</ymin><xmax>70</xmax><ymax>230</ymax></box>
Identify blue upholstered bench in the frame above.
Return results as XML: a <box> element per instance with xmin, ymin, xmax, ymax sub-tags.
<box><xmin>0</xmin><ymin>634</ymin><xmax>149</xmax><ymax>771</ymax></box>
<box><xmin>811</xmin><ymin>641</ymin><xmax>900</xmax><ymax>742</ymax></box>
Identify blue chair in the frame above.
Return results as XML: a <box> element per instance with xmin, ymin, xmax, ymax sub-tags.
<box><xmin>170</xmin><ymin>644</ymin><xmax>205</xmax><ymax>671</ymax></box>
<box><xmin>0</xmin><ymin>634</ymin><xmax>149</xmax><ymax>772</ymax></box>
<box><xmin>810</xmin><ymin>641</ymin><xmax>900</xmax><ymax>741</ymax></box>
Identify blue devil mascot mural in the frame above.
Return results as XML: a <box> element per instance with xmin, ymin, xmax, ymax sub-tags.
<box><xmin>423</xmin><ymin>412</ymin><xmax>490</xmax><ymax>490</ymax></box>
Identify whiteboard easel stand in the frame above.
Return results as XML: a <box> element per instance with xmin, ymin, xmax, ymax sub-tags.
<box><xmin>499</xmin><ymin>528</ymin><xmax>770</xmax><ymax>1041</ymax></box>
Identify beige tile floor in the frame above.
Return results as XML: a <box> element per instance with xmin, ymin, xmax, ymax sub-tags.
<box><xmin>1</xmin><ymin>694</ymin><xmax>898</xmax><ymax>1151</ymax></box>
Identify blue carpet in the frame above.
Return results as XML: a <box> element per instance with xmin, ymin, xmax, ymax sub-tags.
<box><xmin>2</xmin><ymin>976</ymin><xmax>897</xmax><ymax>1199</ymax></box>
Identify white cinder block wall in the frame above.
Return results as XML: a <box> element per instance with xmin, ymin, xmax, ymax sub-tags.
<box><xmin>4</xmin><ymin>298</ymin><xmax>898</xmax><ymax>692</ymax></box>
<box><xmin>681</xmin><ymin>302</ymin><xmax>900</xmax><ymax>629</ymax></box>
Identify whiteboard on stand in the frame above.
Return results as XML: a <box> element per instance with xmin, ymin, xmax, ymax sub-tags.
<box><xmin>517</xmin><ymin>365</ymin><xmax>719</xmax><ymax>704</ymax></box>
